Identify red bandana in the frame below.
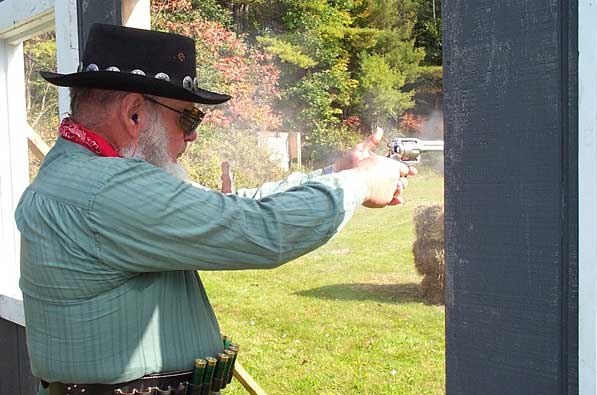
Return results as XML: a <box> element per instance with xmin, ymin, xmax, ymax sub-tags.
<box><xmin>59</xmin><ymin>117</ymin><xmax>122</xmax><ymax>158</ymax></box>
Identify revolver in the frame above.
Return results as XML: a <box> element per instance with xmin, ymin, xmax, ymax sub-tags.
<box><xmin>387</xmin><ymin>137</ymin><xmax>444</xmax><ymax>165</ymax></box>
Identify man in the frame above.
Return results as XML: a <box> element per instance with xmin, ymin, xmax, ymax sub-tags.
<box><xmin>15</xmin><ymin>24</ymin><xmax>415</xmax><ymax>395</ymax></box>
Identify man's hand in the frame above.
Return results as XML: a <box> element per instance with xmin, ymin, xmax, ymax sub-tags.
<box><xmin>352</xmin><ymin>155</ymin><xmax>415</xmax><ymax>207</ymax></box>
<box><xmin>333</xmin><ymin>127</ymin><xmax>385</xmax><ymax>172</ymax></box>
<box><xmin>335</xmin><ymin>127</ymin><xmax>417</xmax><ymax>207</ymax></box>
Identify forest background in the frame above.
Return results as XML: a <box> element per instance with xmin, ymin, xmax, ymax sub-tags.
<box><xmin>25</xmin><ymin>0</ymin><xmax>442</xmax><ymax>187</ymax></box>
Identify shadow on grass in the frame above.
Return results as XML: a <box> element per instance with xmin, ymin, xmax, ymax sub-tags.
<box><xmin>294</xmin><ymin>282</ymin><xmax>424</xmax><ymax>304</ymax></box>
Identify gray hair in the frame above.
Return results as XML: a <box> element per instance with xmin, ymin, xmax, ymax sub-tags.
<box><xmin>69</xmin><ymin>88</ymin><xmax>130</xmax><ymax>128</ymax></box>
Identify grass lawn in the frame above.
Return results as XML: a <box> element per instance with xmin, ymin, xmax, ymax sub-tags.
<box><xmin>200</xmin><ymin>170</ymin><xmax>445</xmax><ymax>395</ymax></box>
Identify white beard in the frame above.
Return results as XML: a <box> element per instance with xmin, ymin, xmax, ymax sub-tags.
<box><xmin>120</xmin><ymin>112</ymin><xmax>189</xmax><ymax>182</ymax></box>
<box><xmin>161</xmin><ymin>160</ymin><xmax>189</xmax><ymax>181</ymax></box>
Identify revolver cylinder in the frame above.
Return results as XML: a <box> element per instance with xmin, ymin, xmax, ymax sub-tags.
<box><xmin>389</xmin><ymin>137</ymin><xmax>444</xmax><ymax>165</ymax></box>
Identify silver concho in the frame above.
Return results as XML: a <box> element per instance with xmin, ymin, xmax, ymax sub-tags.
<box><xmin>193</xmin><ymin>77</ymin><xmax>201</xmax><ymax>92</ymax></box>
<box><xmin>106</xmin><ymin>66</ymin><xmax>120</xmax><ymax>72</ymax></box>
<box><xmin>182</xmin><ymin>76</ymin><xmax>194</xmax><ymax>91</ymax></box>
<box><xmin>154</xmin><ymin>72</ymin><xmax>170</xmax><ymax>81</ymax></box>
<box><xmin>86</xmin><ymin>64</ymin><xmax>99</xmax><ymax>72</ymax></box>
<box><xmin>131</xmin><ymin>69</ymin><xmax>146</xmax><ymax>76</ymax></box>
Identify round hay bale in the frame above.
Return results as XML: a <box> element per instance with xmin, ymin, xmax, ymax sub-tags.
<box><xmin>414</xmin><ymin>204</ymin><xmax>444</xmax><ymax>241</ymax></box>
<box><xmin>413</xmin><ymin>204</ymin><xmax>445</xmax><ymax>305</ymax></box>
<box><xmin>413</xmin><ymin>238</ymin><xmax>444</xmax><ymax>276</ymax></box>
<box><xmin>421</xmin><ymin>273</ymin><xmax>445</xmax><ymax>305</ymax></box>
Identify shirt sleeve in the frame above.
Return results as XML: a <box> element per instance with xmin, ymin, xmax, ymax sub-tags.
<box><xmin>87</xmin><ymin>162</ymin><xmax>366</xmax><ymax>273</ymax></box>
<box><xmin>234</xmin><ymin>169</ymin><xmax>325</xmax><ymax>199</ymax></box>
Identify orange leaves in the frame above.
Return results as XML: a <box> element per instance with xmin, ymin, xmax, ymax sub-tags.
<box><xmin>152</xmin><ymin>1</ymin><xmax>282</xmax><ymax>133</ymax></box>
<box><xmin>399</xmin><ymin>111</ymin><xmax>424</xmax><ymax>134</ymax></box>
<box><xmin>152</xmin><ymin>0</ymin><xmax>192</xmax><ymax>14</ymax></box>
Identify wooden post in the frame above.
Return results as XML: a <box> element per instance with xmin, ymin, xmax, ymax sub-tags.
<box><xmin>444</xmin><ymin>1</ymin><xmax>578</xmax><ymax>394</ymax></box>
<box><xmin>55</xmin><ymin>0</ymin><xmax>80</xmax><ymax>118</ymax></box>
<box><xmin>578</xmin><ymin>1</ymin><xmax>597</xmax><ymax>393</ymax></box>
<box><xmin>122</xmin><ymin>0</ymin><xmax>150</xmax><ymax>29</ymax></box>
<box><xmin>288</xmin><ymin>131</ymin><xmax>302</xmax><ymax>170</ymax></box>
<box><xmin>26</xmin><ymin>125</ymin><xmax>51</xmax><ymax>161</ymax></box>
<box><xmin>233</xmin><ymin>362</ymin><xmax>267</xmax><ymax>395</ymax></box>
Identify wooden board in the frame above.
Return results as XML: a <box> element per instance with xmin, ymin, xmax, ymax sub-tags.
<box><xmin>0</xmin><ymin>318</ymin><xmax>39</xmax><ymax>395</ymax></box>
<box><xmin>233</xmin><ymin>362</ymin><xmax>267</xmax><ymax>395</ymax></box>
<box><xmin>443</xmin><ymin>1</ymin><xmax>578</xmax><ymax>394</ymax></box>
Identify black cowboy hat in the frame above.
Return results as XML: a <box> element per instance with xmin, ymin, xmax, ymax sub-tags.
<box><xmin>41</xmin><ymin>23</ymin><xmax>231</xmax><ymax>105</ymax></box>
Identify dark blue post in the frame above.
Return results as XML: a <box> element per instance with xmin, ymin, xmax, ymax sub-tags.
<box><xmin>444</xmin><ymin>1</ymin><xmax>578</xmax><ymax>394</ymax></box>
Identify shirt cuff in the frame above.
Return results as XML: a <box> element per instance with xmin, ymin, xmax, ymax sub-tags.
<box><xmin>311</xmin><ymin>170</ymin><xmax>368</xmax><ymax>210</ymax></box>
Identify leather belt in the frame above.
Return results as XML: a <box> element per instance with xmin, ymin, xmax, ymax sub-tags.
<box><xmin>46</xmin><ymin>370</ymin><xmax>196</xmax><ymax>395</ymax></box>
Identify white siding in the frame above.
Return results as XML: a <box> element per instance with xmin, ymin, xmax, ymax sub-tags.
<box><xmin>0</xmin><ymin>39</ymin><xmax>28</xmax><ymax>305</ymax></box>
<box><xmin>0</xmin><ymin>0</ymin><xmax>75</xmax><ymax>325</ymax></box>
<box><xmin>54</xmin><ymin>0</ymin><xmax>79</xmax><ymax>118</ymax></box>
<box><xmin>579</xmin><ymin>0</ymin><xmax>597</xmax><ymax>393</ymax></box>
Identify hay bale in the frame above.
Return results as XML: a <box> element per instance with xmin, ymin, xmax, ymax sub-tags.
<box><xmin>414</xmin><ymin>204</ymin><xmax>444</xmax><ymax>241</ymax></box>
<box><xmin>413</xmin><ymin>204</ymin><xmax>445</xmax><ymax>305</ymax></box>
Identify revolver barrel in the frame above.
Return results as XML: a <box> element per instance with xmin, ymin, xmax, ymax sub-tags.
<box><xmin>389</xmin><ymin>137</ymin><xmax>444</xmax><ymax>164</ymax></box>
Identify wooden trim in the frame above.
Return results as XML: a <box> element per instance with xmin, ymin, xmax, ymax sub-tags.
<box><xmin>26</xmin><ymin>124</ymin><xmax>51</xmax><ymax>161</ymax></box>
<box><xmin>54</xmin><ymin>0</ymin><xmax>79</xmax><ymax>118</ymax></box>
<box><xmin>233</xmin><ymin>362</ymin><xmax>267</xmax><ymax>395</ymax></box>
<box><xmin>0</xmin><ymin>0</ymin><xmax>53</xmax><ymax>36</ymax></box>
<box><xmin>1</xmin><ymin>11</ymin><xmax>54</xmax><ymax>45</ymax></box>
<box><xmin>578</xmin><ymin>0</ymin><xmax>596</xmax><ymax>393</ymax></box>
<box><xmin>0</xmin><ymin>38</ymin><xmax>29</xmax><ymax>304</ymax></box>
<box><xmin>0</xmin><ymin>295</ymin><xmax>24</xmax><ymax>326</ymax></box>
<box><xmin>122</xmin><ymin>0</ymin><xmax>150</xmax><ymax>29</ymax></box>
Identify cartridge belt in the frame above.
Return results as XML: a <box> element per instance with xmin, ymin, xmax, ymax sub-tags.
<box><xmin>44</xmin><ymin>336</ymin><xmax>238</xmax><ymax>395</ymax></box>
<box><xmin>44</xmin><ymin>370</ymin><xmax>199</xmax><ymax>395</ymax></box>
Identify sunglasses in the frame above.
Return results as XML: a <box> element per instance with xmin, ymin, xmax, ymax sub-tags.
<box><xmin>142</xmin><ymin>95</ymin><xmax>205</xmax><ymax>136</ymax></box>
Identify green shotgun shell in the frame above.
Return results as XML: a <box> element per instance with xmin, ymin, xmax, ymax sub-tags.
<box><xmin>226</xmin><ymin>344</ymin><xmax>239</xmax><ymax>384</ymax></box>
<box><xmin>222</xmin><ymin>334</ymin><xmax>232</xmax><ymax>350</ymax></box>
<box><xmin>201</xmin><ymin>357</ymin><xmax>217</xmax><ymax>395</ymax></box>
<box><xmin>210</xmin><ymin>353</ymin><xmax>230</xmax><ymax>393</ymax></box>
<box><xmin>191</xmin><ymin>358</ymin><xmax>207</xmax><ymax>385</ymax></box>
<box><xmin>220</xmin><ymin>349</ymin><xmax>236</xmax><ymax>389</ymax></box>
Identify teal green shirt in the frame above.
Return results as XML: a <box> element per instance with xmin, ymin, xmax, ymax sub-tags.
<box><xmin>15</xmin><ymin>137</ymin><xmax>366</xmax><ymax>384</ymax></box>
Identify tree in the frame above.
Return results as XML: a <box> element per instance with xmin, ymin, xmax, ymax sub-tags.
<box><xmin>413</xmin><ymin>0</ymin><xmax>442</xmax><ymax>65</ymax></box>
<box><xmin>23</xmin><ymin>33</ymin><xmax>60</xmax><ymax>178</ymax></box>
<box><xmin>358</xmin><ymin>53</ymin><xmax>415</xmax><ymax>128</ymax></box>
<box><xmin>160</xmin><ymin>0</ymin><xmax>427</xmax><ymax>167</ymax></box>
<box><xmin>152</xmin><ymin>0</ymin><xmax>286</xmax><ymax>187</ymax></box>
<box><xmin>249</xmin><ymin>1</ymin><xmax>424</xmax><ymax>164</ymax></box>
<box><xmin>24</xmin><ymin>33</ymin><xmax>59</xmax><ymax>138</ymax></box>
<box><xmin>354</xmin><ymin>0</ymin><xmax>425</xmax><ymax>130</ymax></box>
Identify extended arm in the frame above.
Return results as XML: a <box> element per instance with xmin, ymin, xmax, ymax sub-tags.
<box><xmin>89</xmin><ymin>161</ymin><xmax>367</xmax><ymax>273</ymax></box>
<box><xmin>234</xmin><ymin>169</ymin><xmax>326</xmax><ymax>199</ymax></box>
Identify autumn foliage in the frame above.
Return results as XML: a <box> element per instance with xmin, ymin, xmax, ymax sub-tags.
<box><xmin>153</xmin><ymin>0</ymin><xmax>281</xmax><ymax>133</ymax></box>
<box><xmin>152</xmin><ymin>0</ymin><xmax>285</xmax><ymax>188</ymax></box>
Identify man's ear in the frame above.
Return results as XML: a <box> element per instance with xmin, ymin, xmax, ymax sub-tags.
<box><xmin>120</xmin><ymin>93</ymin><xmax>146</xmax><ymax>139</ymax></box>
